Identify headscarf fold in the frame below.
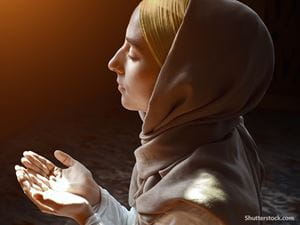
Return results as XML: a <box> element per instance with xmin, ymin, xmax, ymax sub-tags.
<box><xmin>129</xmin><ymin>0</ymin><xmax>274</xmax><ymax>224</ymax></box>
<box><xmin>139</xmin><ymin>0</ymin><xmax>190</xmax><ymax>66</ymax></box>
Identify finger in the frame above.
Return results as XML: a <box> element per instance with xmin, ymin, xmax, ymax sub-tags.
<box><xmin>15</xmin><ymin>169</ymin><xmax>31</xmax><ymax>192</ymax></box>
<box><xmin>15</xmin><ymin>164</ymin><xmax>26</xmax><ymax>172</ymax></box>
<box><xmin>23</xmin><ymin>151</ymin><xmax>54</xmax><ymax>172</ymax></box>
<box><xmin>17</xmin><ymin>168</ymin><xmax>50</xmax><ymax>194</ymax></box>
<box><xmin>16</xmin><ymin>168</ymin><xmax>42</xmax><ymax>191</ymax></box>
<box><xmin>26</xmin><ymin>151</ymin><xmax>56</xmax><ymax>174</ymax></box>
<box><xmin>26</xmin><ymin>190</ymin><xmax>56</xmax><ymax>214</ymax></box>
<box><xmin>15</xmin><ymin>166</ymin><xmax>31</xmax><ymax>186</ymax></box>
<box><xmin>52</xmin><ymin>167</ymin><xmax>63</xmax><ymax>178</ymax></box>
<box><xmin>26</xmin><ymin>170</ymin><xmax>50</xmax><ymax>191</ymax></box>
<box><xmin>21</xmin><ymin>157</ymin><xmax>46</xmax><ymax>177</ymax></box>
<box><xmin>15</xmin><ymin>170</ymin><xmax>56</xmax><ymax>214</ymax></box>
<box><xmin>35</xmin><ymin>173</ymin><xmax>51</xmax><ymax>188</ymax></box>
<box><xmin>21</xmin><ymin>155</ymin><xmax>48</xmax><ymax>177</ymax></box>
<box><xmin>19</xmin><ymin>165</ymin><xmax>52</xmax><ymax>189</ymax></box>
<box><xmin>34</xmin><ymin>193</ymin><xmax>63</xmax><ymax>212</ymax></box>
<box><xmin>54</xmin><ymin>150</ymin><xmax>75</xmax><ymax>167</ymax></box>
<box><xmin>31</xmin><ymin>182</ymin><xmax>43</xmax><ymax>192</ymax></box>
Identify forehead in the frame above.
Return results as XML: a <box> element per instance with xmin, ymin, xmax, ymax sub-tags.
<box><xmin>126</xmin><ymin>6</ymin><xmax>145</xmax><ymax>50</ymax></box>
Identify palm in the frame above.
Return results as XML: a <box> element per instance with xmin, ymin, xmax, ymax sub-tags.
<box><xmin>21</xmin><ymin>150</ymin><xmax>100</xmax><ymax>206</ymax></box>
<box><xmin>15</xmin><ymin>166</ymin><xmax>92</xmax><ymax>224</ymax></box>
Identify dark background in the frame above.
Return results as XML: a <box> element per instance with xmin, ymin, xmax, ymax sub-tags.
<box><xmin>0</xmin><ymin>0</ymin><xmax>299</xmax><ymax>141</ymax></box>
<box><xmin>0</xmin><ymin>1</ymin><xmax>299</xmax><ymax>225</ymax></box>
<box><xmin>0</xmin><ymin>0</ymin><xmax>140</xmax><ymax>140</ymax></box>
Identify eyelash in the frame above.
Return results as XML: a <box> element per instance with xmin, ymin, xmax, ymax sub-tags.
<box><xmin>127</xmin><ymin>53</ymin><xmax>138</xmax><ymax>61</ymax></box>
<box><xmin>126</xmin><ymin>46</ymin><xmax>139</xmax><ymax>61</ymax></box>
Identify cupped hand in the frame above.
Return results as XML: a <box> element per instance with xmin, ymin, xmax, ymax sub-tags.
<box><xmin>15</xmin><ymin>165</ymin><xmax>93</xmax><ymax>225</ymax></box>
<box><xmin>20</xmin><ymin>150</ymin><xmax>101</xmax><ymax>206</ymax></box>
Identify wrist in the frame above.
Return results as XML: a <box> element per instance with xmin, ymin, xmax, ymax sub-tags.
<box><xmin>74</xmin><ymin>203</ymin><xmax>93</xmax><ymax>225</ymax></box>
<box><xmin>89</xmin><ymin>183</ymin><xmax>101</xmax><ymax>206</ymax></box>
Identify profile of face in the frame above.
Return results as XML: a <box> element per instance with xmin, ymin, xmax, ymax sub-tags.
<box><xmin>108</xmin><ymin>6</ymin><xmax>161</xmax><ymax>112</ymax></box>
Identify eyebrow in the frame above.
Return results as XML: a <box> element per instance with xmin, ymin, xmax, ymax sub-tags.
<box><xmin>125</xmin><ymin>37</ymin><xmax>144</xmax><ymax>51</ymax></box>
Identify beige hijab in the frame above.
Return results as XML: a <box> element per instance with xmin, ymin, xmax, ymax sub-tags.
<box><xmin>128</xmin><ymin>0</ymin><xmax>274</xmax><ymax>224</ymax></box>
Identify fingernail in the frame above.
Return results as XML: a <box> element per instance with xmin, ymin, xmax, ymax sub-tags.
<box><xmin>15</xmin><ymin>165</ymin><xmax>21</xmax><ymax>170</ymax></box>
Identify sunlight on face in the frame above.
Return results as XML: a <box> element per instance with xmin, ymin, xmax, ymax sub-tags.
<box><xmin>108</xmin><ymin>6</ymin><xmax>160</xmax><ymax>112</ymax></box>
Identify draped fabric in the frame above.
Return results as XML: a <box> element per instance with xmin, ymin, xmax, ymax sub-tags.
<box><xmin>139</xmin><ymin>0</ymin><xmax>190</xmax><ymax>67</ymax></box>
<box><xmin>129</xmin><ymin>0</ymin><xmax>274</xmax><ymax>224</ymax></box>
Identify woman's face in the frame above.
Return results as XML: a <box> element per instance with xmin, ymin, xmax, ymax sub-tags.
<box><xmin>108</xmin><ymin>6</ymin><xmax>160</xmax><ymax>112</ymax></box>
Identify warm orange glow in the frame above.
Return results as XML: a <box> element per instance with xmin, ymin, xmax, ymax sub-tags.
<box><xmin>0</xmin><ymin>0</ymin><xmax>139</xmax><ymax>140</ymax></box>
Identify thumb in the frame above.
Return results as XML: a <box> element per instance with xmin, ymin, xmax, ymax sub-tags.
<box><xmin>54</xmin><ymin>150</ymin><xmax>76</xmax><ymax>167</ymax></box>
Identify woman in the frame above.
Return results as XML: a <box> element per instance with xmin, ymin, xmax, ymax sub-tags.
<box><xmin>15</xmin><ymin>0</ymin><xmax>274</xmax><ymax>224</ymax></box>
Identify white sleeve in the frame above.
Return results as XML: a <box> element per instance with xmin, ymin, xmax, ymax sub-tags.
<box><xmin>85</xmin><ymin>187</ymin><xmax>137</xmax><ymax>225</ymax></box>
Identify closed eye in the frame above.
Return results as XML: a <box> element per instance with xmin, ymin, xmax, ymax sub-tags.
<box><xmin>127</xmin><ymin>48</ymin><xmax>140</xmax><ymax>61</ymax></box>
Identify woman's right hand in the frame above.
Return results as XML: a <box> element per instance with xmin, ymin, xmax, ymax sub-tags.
<box><xmin>20</xmin><ymin>150</ymin><xmax>101</xmax><ymax>206</ymax></box>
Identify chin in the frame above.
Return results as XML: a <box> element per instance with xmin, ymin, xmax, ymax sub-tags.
<box><xmin>121</xmin><ymin>97</ymin><xmax>139</xmax><ymax>111</ymax></box>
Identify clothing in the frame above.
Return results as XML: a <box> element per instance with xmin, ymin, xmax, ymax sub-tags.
<box><xmin>129</xmin><ymin>0</ymin><xmax>274</xmax><ymax>224</ymax></box>
<box><xmin>87</xmin><ymin>0</ymin><xmax>274</xmax><ymax>224</ymax></box>
<box><xmin>85</xmin><ymin>188</ymin><xmax>223</xmax><ymax>225</ymax></box>
<box><xmin>139</xmin><ymin>0</ymin><xmax>190</xmax><ymax>67</ymax></box>
<box><xmin>85</xmin><ymin>188</ymin><xmax>136</xmax><ymax>225</ymax></box>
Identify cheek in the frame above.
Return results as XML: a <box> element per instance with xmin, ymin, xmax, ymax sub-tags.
<box><xmin>126</xmin><ymin>67</ymin><xmax>157</xmax><ymax>100</ymax></box>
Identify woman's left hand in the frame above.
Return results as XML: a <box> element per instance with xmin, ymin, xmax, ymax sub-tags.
<box><xmin>20</xmin><ymin>150</ymin><xmax>101</xmax><ymax>206</ymax></box>
<box><xmin>15</xmin><ymin>165</ymin><xmax>93</xmax><ymax>225</ymax></box>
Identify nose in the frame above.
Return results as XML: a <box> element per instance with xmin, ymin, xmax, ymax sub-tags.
<box><xmin>108</xmin><ymin>47</ymin><xmax>125</xmax><ymax>75</ymax></box>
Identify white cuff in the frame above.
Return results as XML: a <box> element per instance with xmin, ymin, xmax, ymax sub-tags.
<box><xmin>85</xmin><ymin>213</ymin><xmax>103</xmax><ymax>225</ymax></box>
<box><xmin>85</xmin><ymin>187</ymin><xmax>136</xmax><ymax>225</ymax></box>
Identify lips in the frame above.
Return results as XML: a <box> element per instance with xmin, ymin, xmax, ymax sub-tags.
<box><xmin>118</xmin><ymin>84</ymin><xmax>125</xmax><ymax>93</ymax></box>
<box><xmin>116</xmin><ymin>78</ymin><xmax>125</xmax><ymax>93</ymax></box>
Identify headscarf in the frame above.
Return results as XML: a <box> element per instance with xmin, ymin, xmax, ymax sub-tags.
<box><xmin>139</xmin><ymin>0</ymin><xmax>190</xmax><ymax>67</ymax></box>
<box><xmin>129</xmin><ymin>0</ymin><xmax>275</xmax><ymax>224</ymax></box>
